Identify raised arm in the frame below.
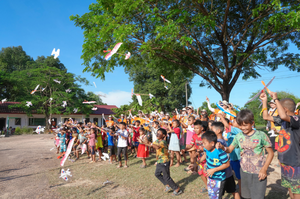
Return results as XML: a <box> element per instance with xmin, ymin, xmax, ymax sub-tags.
<box><xmin>270</xmin><ymin>91</ymin><xmax>290</xmax><ymax>122</ymax></box>
<box><xmin>206</xmin><ymin>96</ymin><xmax>215</xmax><ymax>112</ymax></box>
<box><xmin>260</xmin><ymin>91</ymin><xmax>274</xmax><ymax>122</ymax></box>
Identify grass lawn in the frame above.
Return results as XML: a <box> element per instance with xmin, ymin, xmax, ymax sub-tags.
<box><xmin>46</xmin><ymin>151</ymin><xmax>290</xmax><ymax>199</ymax></box>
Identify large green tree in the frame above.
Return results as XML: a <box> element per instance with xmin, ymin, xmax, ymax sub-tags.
<box><xmin>71</xmin><ymin>0</ymin><xmax>300</xmax><ymax>101</ymax></box>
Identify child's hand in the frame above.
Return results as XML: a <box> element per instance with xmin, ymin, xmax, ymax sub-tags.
<box><xmin>259</xmin><ymin>91</ymin><xmax>268</xmax><ymax>102</ymax></box>
<box><xmin>215</xmin><ymin>142</ymin><xmax>223</xmax><ymax>150</ymax></box>
<box><xmin>258</xmin><ymin>168</ymin><xmax>267</xmax><ymax>181</ymax></box>
<box><xmin>269</xmin><ymin>91</ymin><xmax>278</xmax><ymax>100</ymax></box>
<box><xmin>207</xmin><ymin>168</ymin><xmax>216</xmax><ymax>177</ymax></box>
<box><xmin>206</xmin><ymin>96</ymin><xmax>209</xmax><ymax>102</ymax></box>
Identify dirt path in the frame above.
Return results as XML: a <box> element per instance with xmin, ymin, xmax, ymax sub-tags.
<box><xmin>0</xmin><ymin>134</ymin><xmax>60</xmax><ymax>199</ymax></box>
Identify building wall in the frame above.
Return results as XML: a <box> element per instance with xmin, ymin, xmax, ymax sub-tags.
<box><xmin>0</xmin><ymin>114</ymin><xmax>107</xmax><ymax>129</ymax></box>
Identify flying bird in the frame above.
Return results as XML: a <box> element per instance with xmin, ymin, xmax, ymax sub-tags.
<box><xmin>62</xmin><ymin>101</ymin><xmax>67</xmax><ymax>108</ymax></box>
<box><xmin>26</xmin><ymin>101</ymin><xmax>32</xmax><ymax>107</ymax></box>
<box><xmin>30</xmin><ymin>85</ymin><xmax>40</xmax><ymax>94</ymax></box>
<box><xmin>51</xmin><ymin>48</ymin><xmax>60</xmax><ymax>59</ymax></box>
<box><xmin>53</xmin><ymin>79</ymin><xmax>61</xmax><ymax>84</ymax></box>
<box><xmin>82</xmin><ymin>101</ymin><xmax>96</xmax><ymax>104</ymax></box>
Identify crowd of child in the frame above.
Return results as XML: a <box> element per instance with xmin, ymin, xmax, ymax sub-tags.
<box><xmin>52</xmin><ymin>91</ymin><xmax>300</xmax><ymax>199</ymax></box>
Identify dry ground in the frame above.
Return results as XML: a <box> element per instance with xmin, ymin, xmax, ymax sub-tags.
<box><xmin>0</xmin><ymin>134</ymin><xmax>291</xmax><ymax>199</ymax></box>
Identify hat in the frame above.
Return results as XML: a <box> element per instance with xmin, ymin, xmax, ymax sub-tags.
<box><xmin>229</xmin><ymin>103</ymin><xmax>234</xmax><ymax>107</ymax></box>
<box><xmin>121</xmin><ymin>114</ymin><xmax>124</xmax><ymax>116</ymax></box>
<box><xmin>182</xmin><ymin>108</ymin><xmax>186</xmax><ymax>111</ymax></box>
<box><xmin>109</xmin><ymin>115</ymin><xmax>112</xmax><ymax>117</ymax></box>
<box><xmin>138</xmin><ymin>110</ymin><xmax>142</xmax><ymax>113</ymax></box>
<box><xmin>201</xmin><ymin>109</ymin><xmax>207</xmax><ymax>112</ymax></box>
<box><xmin>188</xmin><ymin>105</ymin><xmax>193</xmax><ymax>109</ymax></box>
<box><xmin>160</xmin><ymin>111</ymin><xmax>164</xmax><ymax>114</ymax></box>
<box><xmin>222</xmin><ymin>100</ymin><xmax>229</xmax><ymax>106</ymax></box>
<box><xmin>269</xmin><ymin>100</ymin><xmax>275</xmax><ymax>104</ymax></box>
<box><xmin>166</xmin><ymin>113</ymin><xmax>169</xmax><ymax>116</ymax></box>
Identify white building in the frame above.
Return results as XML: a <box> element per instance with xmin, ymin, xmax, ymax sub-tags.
<box><xmin>0</xmin><ymin>102</ymin><xmax>117</xmax><ymax>130</ymax></box>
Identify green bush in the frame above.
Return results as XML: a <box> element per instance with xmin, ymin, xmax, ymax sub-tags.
<box><xmin>14</xmin><ymin>127</ymin><xmax>22</xmax><ymax>135</ymax></box>
<box><xmin>13</xmin><ymin>126</ymin><xmax>34</xmax><ymax>135</ymax></box>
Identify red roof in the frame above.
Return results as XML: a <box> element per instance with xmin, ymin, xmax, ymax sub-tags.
<box><xmin>91</xmin><ymin>105</ymin><xmax>118</xmax><ymax>115</ymax></box>
<box><xmin>0</xmin><ymin>102</ymin><xmax>117</xmax><ymax>115</ymax></box>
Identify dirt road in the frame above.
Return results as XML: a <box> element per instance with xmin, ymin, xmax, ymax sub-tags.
<box><xmin>0</xmin><ymin>134</ymin><xmax>60</xmax><ymax>199</ymax></box>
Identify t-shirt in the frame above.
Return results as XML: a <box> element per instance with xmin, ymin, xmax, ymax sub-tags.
<box><xmin>89</xmin><ymin>133</ymin><xmax>95</xmax><ymax>146</ymax></box>
<box><xmin>227</xmin><ymin>126</ymin><xmax>242</xmax><ymax>161</ymax></box>
<box><xmin>274</xmin><ymin>115</ymin><xmax>300</xmax><ymax>167</ymax></box>
<box><xmin>117</xmin><ymin>129</ymin><xmax>128</xmax><ymax>147</ymax></box>
<box><xmin>58</xmin><ymin>133</ymin><xmax>66</xmax><ymax>146</ymax></box>
<box><xmin>78</xmin><ymin>133</ymin><xmax>87</xmax><ymax>144</ymax></box>
<box><xmin>132</xmin><ymin>126</ymin><xmax>140</xmax><ymax>142</ymax></box>
<box><xmin>204</xmin><ymin>148</ymin><xmax>229</xmax><ymax>181</ymax></box>
<box><xmin>173</xmin><ymin>127</ymin><xmax>180</xmax><ymax>139</ymax></box>
<box><xmin>190</xmin><ymin>133</ymin><xmax>203</xmax><ymax>150</ymax></box>
<box><xmin>154</xmin><ymin>140</ymin><xmax>169</xmax><ymax>164</ymax></box>
<box><xmin>231</xmin><ymin>130</ymin><xmax>272</xmax><ymax>174</ymax></box>
<box><xmin>217</xmin><ymin>139</ymin><xmax>233</xmax><ymax>178</ymax></box>
<box><xmin>106</xmin><ymin>120</ymin><xmax>114</xmax><ymax>127</ymax></box>
<box><xmin>107</xmin><ymin>132</ymin><xmax>114</xmax><ymax>146</ymax></box>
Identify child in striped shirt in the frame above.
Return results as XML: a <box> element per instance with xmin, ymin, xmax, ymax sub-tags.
<box><xmin>199</xmin><ymin>131</ymin><xmax>230</xmax><ymax>199</ymax></box>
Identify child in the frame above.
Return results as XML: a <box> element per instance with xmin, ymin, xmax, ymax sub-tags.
<box><xmin>107</xmin><ymin>127</ymin><xmax>117</xmax><ymax>163</ymax></box>
<box><xmin>143</xmin><ymin>128</ymin><xmax>182</xmax><ymax>196</ymax></box>
<box><xmin>182</xmin><ymin>116</ymin><xmax>196</xmax><ymax>169</ymax></box>
<box><xmin>87</xmin><ymin>128</ymin><xmax>97</xmax><ymax>163</ymax></box>
<box><xmin>199</xmin><ymin>131</ymin><xmax>230</xmax><ymax>199</ymax></box>
<box><xmin>217</xmin><ymin>114</ymin><xmax>242</xmax><ymax>195</ymax></box>
<box><xmin>217</xmin><ymin>109</ymin><xmax>274</xmax><ymax>199</ymax></box>
<box><xmin>137</xmin><ymin>128</ymin><xmax>149</xmax><ymax>168</ymax></box>
<box><xmin>132</xmin><ymin>120</ymin><xmax>141</xmax><ymax>157</ymax></box>
<box><xmin>95</xmin><ymin>128</ymin><xmax>103</xmax><ymax>160</ymax></box>
<box><xmin>261</xmin><ymin>91</ymin><xmax>300</xmax><ymax>199</ymax></box>
<box><xmin>186</xmin><ymin>120</ymin><xmax>208</xmax><ymax>192</ymax></box>
<box><xmin>211</xmin><ymin>122</ymin><xmax>240</xmax><ymax>199</ymax></box>
<box><xmin>168</xmin><ymin>120</ymin><xmax>182</xmax><ymax>167</ymax></box>
<box><xmin>116</xmin><ymin>122</ymin><xmax>129</xmax><ymax>168</ymax></box>
<box><xmin>58</xmin><ymin>130</ymin><xmax>67</xmax><ymax>155</ymax></box>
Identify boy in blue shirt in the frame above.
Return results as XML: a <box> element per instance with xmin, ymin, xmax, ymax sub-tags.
<box><xmin>199</xmin><ymin>131</ymin><xmax>230</xmax><ymax>199</ymax></box>
<box><xmin>107</xmin><ymin>127</ymin><xmax>117</xmax><ymax>163</ymax></box>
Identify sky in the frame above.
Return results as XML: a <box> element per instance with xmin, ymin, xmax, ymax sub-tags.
<box><xmin>1</xmin><ymin>0</ymin><xmax>299</xmax><ymax>108</ymax></box>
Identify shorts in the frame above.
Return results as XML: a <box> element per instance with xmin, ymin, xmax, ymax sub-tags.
<box><xmin>221</xmin><ymin>175</ymin><xmax>236</xmax><ymax>195</ymax></box>
<box><xmin>90</xmin><ymin>146</ymin><xmax>95</xmax><ymax>155</ymax></box>
<box><xmin>230</xmin><ymin>160</ymin><xmax>241</xmax><ymax>180</ymax></box>
<box><xmin>240</xmin><ymin>169</ymin><xmax>267</xmax><ymax>199</ymax></box>
<box><xmin>73</xmin><ymin>144</ymin><xmax>79</xmax><ymax>150</ymax></box>
<box><xmin>60</xmin><ymin>144</ymin><xmax>66</xmax><ymax>152</ymax></box>
<box><xmin>281</xmin><ymin>163</ymin><xmax>300</xmax><ymax>194</ymax></box>
<box><xmin>108</xmin><ymin>145</ymin><xmax>115</xmax><ymax>156</ymax></box>
<box><xmin>198</xmin><ymin>161</ymin><xmax>207</xmax><ymax>177</ymax></box>
<box><xmin>207</xmin><ymin>178</ymin><xmax>226</xmax><ymax>199</ymax></box>
<box><xmin>132</xmin><ymin>141</ymin><xmax>139</xmax><ymax>147</ymax></box>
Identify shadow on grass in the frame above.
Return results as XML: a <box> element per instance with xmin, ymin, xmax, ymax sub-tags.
<box><xmin>265</xmin><ymin>179</ymin><xmax>289</xmax><ymax>199</ymax></box>
<box><xmin>176</xmin><ymin>172</ymin><xmax>199</xmax><ymax>191</ymax></box>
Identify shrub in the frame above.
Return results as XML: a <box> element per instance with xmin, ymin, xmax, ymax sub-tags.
<box><xmin>14</xmin><ymin>127</ymin><xmax>22</xmax><ymax>135</ymax></box>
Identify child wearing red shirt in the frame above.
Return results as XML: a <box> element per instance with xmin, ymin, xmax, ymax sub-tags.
<box><xmin>167</xmin><ymin>120</ymin><xmax>182</xmax><ymax>167</ymax></box>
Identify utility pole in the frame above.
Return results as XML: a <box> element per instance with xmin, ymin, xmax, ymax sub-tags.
<box><xmin>185</xmin><ymin>82</ymin><xmax>188</xmax><ymax>107</ymax></box>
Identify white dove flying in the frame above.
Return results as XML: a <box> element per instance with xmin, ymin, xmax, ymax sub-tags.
<box><xmin>51</xmin><ymin>48</ymin><xmax>60</xmax><ymax>59</ymax></box>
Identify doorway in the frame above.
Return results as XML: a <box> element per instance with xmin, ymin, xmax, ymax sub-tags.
<box><xmin>0</xmin><ymin>118</ymin><xmax>6</xmax><ymax>132</ymax></box>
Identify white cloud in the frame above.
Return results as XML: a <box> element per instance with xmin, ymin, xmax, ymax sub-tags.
<box><xmin>95</xmin><ymin>90</ymin><xmax>132</xmax><ymax>107</ymax></box>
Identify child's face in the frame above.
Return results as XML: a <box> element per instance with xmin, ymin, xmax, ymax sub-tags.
<box><xmin>188</xmin><ymin>118</ymin><xmax>194</xmax><ymax>125</ymax></box>
<box><xmin>153</xmin><ymin>123</ymin><xmax>158</xmax><ymax>128</ymax></box>
<box><xmin>203</xmin><ymin>138</ymin><xmax>215</xmax><ymax>151</ymax></box>
<box><xmin>239</xmin><ymin>122</ymin><xmax>254</xmax><ymax>134</ymax></box>
<box><xmin>120</xmin><ymin>124</ymin><xmax>125</xmax><ymax>130</ymax></box>
<box><xmin>172</xmin><ymin>121</ymin><xmax>178</xmax><ymax>128</ymax></box>
<box><xmin>157</xmin><ymin>131</ymin><xmax>165</xmax><ymax>140</ymax></box>
<box><xmin>135</xmin><ymin>122</ymin><xmax>140</xmax><ymax>126</ymax></box>
<box><xmin>194</xmin><ymin>124</ymin><xmax>203</xmax><ymax>135</ymax></box>
<box><xmin>211</xmin><ymin>126</ymin><xmax>222</xmax><ymax>135</ymax></box>
<box><xmin>139</xmin><ymin>130</ymin><xmax>144</xmax><ymax>135</ymax></box>
<box><xmin>208</xmin><ymin>122</ymin><xmax>212</xmax><ymax>130</ymax></box>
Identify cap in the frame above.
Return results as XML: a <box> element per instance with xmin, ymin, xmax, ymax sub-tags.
<box><xmin>229</xmin><ymin>103</ymin><xmax>234</xmax><ymax>107</ymax></box>
<box><xmin>109</xmin><ymin>115</ymin><xmax>112</xmax><ymax>117</ymax></box>
<box><xmin>201</xmin><ymin>109</ymin><xmax>207</xmax><ymax>112</ymax></box>
<box><xmin>138</xmin><ymin>110</ymin><xmax>142</xmax><ymax>113</ymax></box>
<box><xmin>166</xmin><ymin>113</ymin><xmax>169</xmax><ymax>116</ymax></box>
<box><xmin>188</xmin><ymin>105</ymin><xmax>193</xmax><ymax>109</ymax></box>
<box><xmin>160</xmin><ymin>111</ymin><xmax>164</xmax><ymax>114</ymax></box>
<box><xmin>121</xmin><ymin>114</ymin><xmax>124</xmax><ymax>116</ymax></box>
<box><xmin>182</xmin><ymin>108</ymin><xmax>186</xmax><ymax>111</ymax></box>
<box><xmin>222</xmin><ymin>100</ymin><xmax>229</xmax><ymax>106</ymax></box>
<box><xmin>269</xmin><ymin>100</ymin><xmax>275</xmax><ymax>104</ymax></box>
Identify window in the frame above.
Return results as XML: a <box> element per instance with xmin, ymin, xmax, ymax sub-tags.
<box><xmin>85</xmin><ymin>118</ymin><xmax>90</xmax><ymax>123</ymax></box>
<box><xmin>15</xmin><ymin>118</ymin><xmax>21</xmax><ymax>125</ymax></box>
<box><xmin>93</xmin><ymin>118</ymin><xmax>98</xmax><ymax>126</ymax></box>
<box><xmin>28</xmin><ymin>118</ymin><xmax>46</xmax><ymax>126</ymax></box>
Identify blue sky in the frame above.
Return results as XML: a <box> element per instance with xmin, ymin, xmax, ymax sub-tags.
<box><xmin>1</xmin><ymin>0</ymin><xmax>299</xmax><ymax>108</ymax></box>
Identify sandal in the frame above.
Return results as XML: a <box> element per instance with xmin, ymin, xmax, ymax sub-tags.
<box><xmin>173</xmin><ymin>190</ymin><xmax>183</xmax><ymax>196</ymax></box>
<box><xmin>117</xmin><ymin>165</ymin><xmax>122</xmax><ymax>168</ymax></box>
<box><xmin>200</xmin><ymin>187</ymin><xmax>208</xmax><ymax>193</ymax></box>
<box><xmin>165</xmin><ymin>186</ymin><xmax>172</xmax><ymax>192</ymax></box>
<box><xmin>184</xmin><ymin>167</ymin><xmax>191</xmax><ymax>171</ymax></box>
<box><xmin>141</xmin><ymin>165</ymin><xmax>147</xmax><ymax>168</ymax></box>
<box><xmin>124</xmin><ymin>165</ymin><xmax>128</xmax><ymax>168</ymax></box>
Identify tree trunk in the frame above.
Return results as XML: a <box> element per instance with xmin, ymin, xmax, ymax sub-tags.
<box><xmin>220</xmin><ymin>83</ymin><xmax>230</xmax><ymax>102</ymax></box>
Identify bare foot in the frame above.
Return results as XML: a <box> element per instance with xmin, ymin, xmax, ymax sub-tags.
<box><xmin>170</xmin><ymin>164</ymin><xmax>174</xmax><ymax>167</ymax></box>
<box><xmin>174</xmin><ymin>163</ymin><xmax>180</xmax><ymax>167</ymax></box>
